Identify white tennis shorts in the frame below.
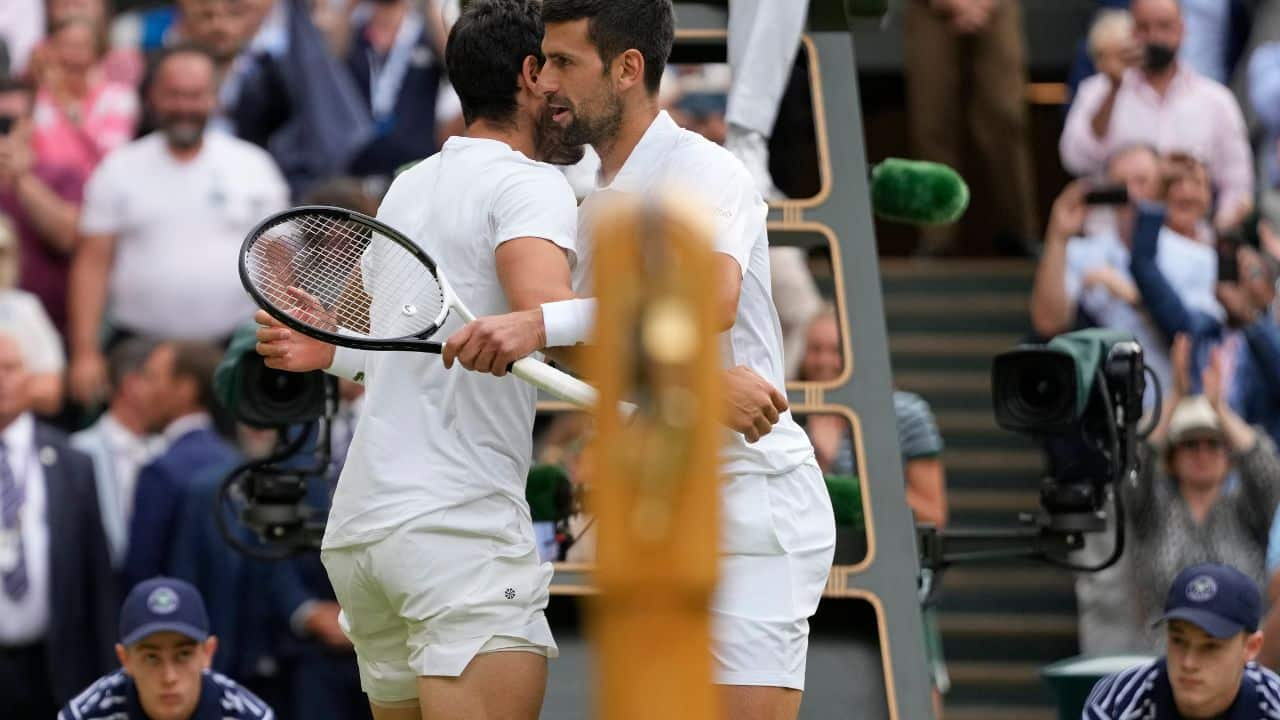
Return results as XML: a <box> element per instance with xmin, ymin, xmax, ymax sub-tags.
<box><xmin>712</xmin><ymin>460</ymin><xmax>836</xmax><ymax>691</ymax></box>
<box><xmin>320</xmin><ymin>494</ymin><xmax>558</xmax><ymax>704</ymax></box>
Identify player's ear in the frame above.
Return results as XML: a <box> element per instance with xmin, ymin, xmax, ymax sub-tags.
<box><xmin>615</xmin><ymin>48</ymin><xmax>645</xmax><ymax>93</ymax></box>
<box><xmin>115</xmin><ymin>643</ymin><xmax>129</xmax><ymax>672</ymax></box>
<box><xmin>522</xmin><ymin>55</ymin><xmax>541</xmax><ymax>93</ymax></box>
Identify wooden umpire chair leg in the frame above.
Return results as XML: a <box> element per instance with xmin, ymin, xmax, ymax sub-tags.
<box><xmin>585</xmin><ymin>195</ymin><xmax>724</xmax><ymax>720</ymax></box>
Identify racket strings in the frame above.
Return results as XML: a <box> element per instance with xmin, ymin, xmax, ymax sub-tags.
<box><xmin>245</xmin><ymin>214</ymin><xmax>446</xmax><ymax>339</ymax></box>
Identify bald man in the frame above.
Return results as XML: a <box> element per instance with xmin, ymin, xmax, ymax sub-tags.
<box><xmin>1060</xmin><ymin>0</ymin><xmax>1253</xmax><ymax>231</ymax></box>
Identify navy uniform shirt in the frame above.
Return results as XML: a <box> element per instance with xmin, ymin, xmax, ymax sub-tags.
<box><xmin>58</xmin><ymin>669</ymin><xmax>274</xmax><ymax>720</ymax></box>
<box><xmin>1084</xmin><ymin>658</ymin><xmax>1280</xmax><ymax>719</ymax></box>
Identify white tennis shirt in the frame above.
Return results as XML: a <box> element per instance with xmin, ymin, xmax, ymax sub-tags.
<box><xmin>79</xmin><ymin>131</ymin><xmax>288</xmax><ymax>340</ymax></box>
<box><xmin>323</xmin><ymin>137</ymin><xmax>579</xmax><ymax>549</ymax></box>
<box><xmin>575</xmin><ymin>111</ymin><xmax>815</xmax><ymax>478</ymax></box>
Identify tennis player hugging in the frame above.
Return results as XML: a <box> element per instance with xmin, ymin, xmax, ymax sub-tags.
<box><xmin>253</xmin><ymin>1</ymin><xmax>833</xmax><ymax>719</ymax></box>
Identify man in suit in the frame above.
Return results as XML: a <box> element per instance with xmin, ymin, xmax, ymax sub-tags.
<box><xmin>0</xmin><ymin>333</ymin><xmax>116</xmax><ymax>715</ymax></box>
<box><xmin>123</xmin><ymin>341</ymin><xmax>236</xmax><ymax>592</ymax></box>
<box><xmin>72</xmin><ymin>338</ymin><xmax>167</xmax><ymax>568</ymax></box>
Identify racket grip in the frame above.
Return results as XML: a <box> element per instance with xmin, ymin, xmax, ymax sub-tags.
<box><xmin>510</xmin><ymin>357</ymin><xmax>598</xmax><ymax>409</ymax></box>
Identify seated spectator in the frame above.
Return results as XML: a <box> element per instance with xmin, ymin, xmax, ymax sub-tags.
<box><xmin>1031</xmin><ymin>145</ymin><xmax>1191</xmax><ymax>403</ymax></box>
<box><xmin>30</xmin><ymin>16</ymin><xmax>140</xmax><ymax>190</ymax></box>
<box><xmin>0</xmin><ymin>76</ymin><xmax>83</xmax><ymax>336</ymax></box>
<box><xmin>58</xmin><ymin>577</ymin><xmax>276</xmax><ymax>720</ymax></box>
<box><xmin>44</xmin><ymin>0</ymin><xmax>147</xmax><ymax>88</ymax></box>
<box><xmin>1083</xmin><ymin>563</ymin><xmax>1279</xmax><ymax>719</ymax></box>
<box><xmin>122</xmin><ymin>341</ymin><xmax>235</xmax><ymax>592</ymax></box>
<box><xmin>69</xmin><ymin>45</ymin><xmax>288</xmax><ymax>407</ymax></box>
<box><xmin>1124</xmin><ymin>349</ymin><xmax>1280</xmax><ymax>651</ymax></box>
<box><xmin>797</xmin><ymin>309</ymin><xmax>948</xmax><ymax>526</ymax></box>
<box><xmin>0</xmin><ymin>333</ymin><xmax>115</xmax><ymax>716</ymax></box>
<box><xmin>1060</xmin><ymin>0</ymin><xmax>1253</xmax><ymax>231</ymax></box>
<box><xmin>0</xmin><ymin>214</ymin><xmax>64</xmax><ymax>415</ymax></box>
<box><xmin>71</xmin><ymin>338</ymin><xmax>165</xmax><ymax>567</ymax></box>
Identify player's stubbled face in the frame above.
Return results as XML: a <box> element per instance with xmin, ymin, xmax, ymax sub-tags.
<box><xmin>541</xmin><ymin>19</ymin><xmax>622</xmax><ymax>148</ymax></box>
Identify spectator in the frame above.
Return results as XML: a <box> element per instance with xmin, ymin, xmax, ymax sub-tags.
<box><xmin>343</xmin><ymin>0</ymin><xmax>449</xmax><ymax>189</ymax></box>
<box><xmin>44</xmin><ymin>0</ymin><xmax>147</xmax><ymax>88</ymax></box>
<box><xmin>904</xmin><ymin>0</ymin><xmax>1039</xmax><ymax>256</ymax></box>
<box><xmin>0</xmin><ymin>213</ymin><xmax>64</xmax><ymax>415</ymax></box>
<box><xmin>1124</xmin><ymin>349</ymin><xmax>1280</xmax><ymax>651</ymax></box>
<box><xmin>798</xmin><ymin>309</ymin><xmax>948</xmax><ymax>527</ymax></box>
<box><xmin>1031</xmin><ymin>145</ymin><xmax>1201</xmax><ymax>401</ymax></box>
<box><xmin>1248</xmin><ymin>40</ymin><xmax>1280</xmax><ymax>228</ymax></box>
<box><xmin>1082</xmin><ymin>563</ymin><xmax>1279</xmax><ymax>719</ymax></box>
<box><xmin>30</xmin><ymin>16</ymin><xmax>140</xmax><ymax>190</ymax></box>
<box><xmin>1060</xmin><ymin>0</ymin><xmax>1253</xmax><ymax>231</ymax></box>
<box><xmin>58</xmin><ymin>577</ymin><xmax>276</xmax><ymax>720</ymax></box>
<box><xmin>0</xmin><ymin>76</ymin><xmax>83</xmax><ymax>336</ymax></box>
<box><xmin>71</xmin><ymin>338</ymin><xmax>165</xmax><ymax>568</ymax></box>
<box><xmin>1087</xmin><ymin>10</ymin><xmax>1140</xmax><ymax>99</ymax></box>
<box><xmin>0</xmin><ymin>332</ymin><xmax>116</xmax><ymax>716</ymax></box>
<box><xmin>122</xmin><ymin>341</ymin><xmax>234</xmax><ymax>592</ymax></box>
<box><xmin>69</xmin><ymin>45</ymin><xmax>288</xmax><ymax>407</ymax></box>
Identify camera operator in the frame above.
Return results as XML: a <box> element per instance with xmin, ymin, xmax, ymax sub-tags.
<box><xmin>1124</xmin><ymin>342</ymin><xmax>1280</xmax><ymax>651</ymax></box>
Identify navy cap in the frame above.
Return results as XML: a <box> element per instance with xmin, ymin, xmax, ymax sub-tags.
<box><xmin>1156</xmin><ymin>563</ymin><xmax>1261</xmax><ymax>639</ymax></box>
<box><xmin>119</xmin><ymin>578</ymin><xmax>210</xmax><ymax>646</ymax></box>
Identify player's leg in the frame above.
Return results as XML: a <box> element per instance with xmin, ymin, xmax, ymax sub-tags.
<box><xmin>375</xmin><ymin>496</ymin><xmax>558</xmax><ymax>720</ymax></box>
<box><xmin>417</xmin><ymin>648</ymin><xmax>549</xmax><ymax>720</ymax></box>
<box><xmin>713</xmin><ymin>464</ymin><xmax>835</xmax><ymax>720</ymax></box>
<box><xmin>321</xmin><ymin>545</ymin><xmax>425</xmax><ymax>719</ymax></box>
<box><xmin>720</xmin><ymin>685</ymin><xmax>804</xmax><ymax>720</ymax></box>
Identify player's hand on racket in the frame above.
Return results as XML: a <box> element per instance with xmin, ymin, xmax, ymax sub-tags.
<box><xmin>255</xmin><ymin>309</ymin><xmax>336</xmax><ymax>372</ymax></box>
<box><xmin>724</xmin><ymin>365</ymin><xmax>788</xmax><ymax>443</ymax></box>
<box><xmin>443</xmin><ymin>308</ymin><xmax>546</xmax><ymax>377</ymax></box>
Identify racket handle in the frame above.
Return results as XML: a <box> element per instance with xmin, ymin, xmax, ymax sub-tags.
<box><xmin>510</xmin><ymin>357</ymin><xmax>599</xmax><ymax>409</ymax></box>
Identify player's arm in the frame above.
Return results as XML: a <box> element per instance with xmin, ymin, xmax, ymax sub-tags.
<box><xmin>442</xmin><ymin>236</ymin><xmax>576</xmax><ymax>376</ymax></box>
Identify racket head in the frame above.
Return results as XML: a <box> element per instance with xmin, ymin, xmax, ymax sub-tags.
<box><xmin>240</xmin><ymin>206</ymin><xmax>452</xmax><ymax>352</ymax></box>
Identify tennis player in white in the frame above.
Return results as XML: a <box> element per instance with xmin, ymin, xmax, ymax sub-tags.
<box><xmin>444</xmin><ymin>2</ymin><xmax>837</xmax><ymax>718</ymax></box>
<box><xmin>255</xmin><ymin>2</ymin><xmax>581</xmax><ymax>717</ymax></box>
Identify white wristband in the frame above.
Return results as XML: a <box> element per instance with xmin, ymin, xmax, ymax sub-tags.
<box><xmin>325</xmin><ymin>344</ymin><xmax>368</xmax><ymax>384</ymax></box>
<box><xmin>541</xmin><ymin>298</ymin><xmax>597</xmax><ymax>347</ymax></box>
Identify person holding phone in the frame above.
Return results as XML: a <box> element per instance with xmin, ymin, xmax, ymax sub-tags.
<box><xmin>0</xmin><ymin>76</ymin><xmax>82</xmax><ymax>341</ymax></box>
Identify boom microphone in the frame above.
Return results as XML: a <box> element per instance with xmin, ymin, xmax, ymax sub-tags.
<box><xmin>869</xmin><ymin>158</ymin><xmax>970</xmax><ymax>226</ymax></box>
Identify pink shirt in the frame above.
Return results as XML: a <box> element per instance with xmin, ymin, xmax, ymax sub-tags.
<box><xmin>1060</xmin><ymin>65</ymin><xmax>1253</xmax><ymax>218</ymax></box>
<box><xmin>31</xmin><ymin>80</ymin><xmax>139</xmax><ymax>189</ymax></box>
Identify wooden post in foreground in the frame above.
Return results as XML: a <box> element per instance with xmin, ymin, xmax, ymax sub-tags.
<box><xmin>585</xmin><ymin>194</ymin><xmax>723</xmax><ymax>719</ymax></box>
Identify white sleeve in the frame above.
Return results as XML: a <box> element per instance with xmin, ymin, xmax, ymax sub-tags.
<box><xmin>78</xmin><ymin>156</ymin><xmax>124</xmax><ymax>236</ymax></box>
<box><xmin>326</xmin><ymin>344</ymin><xmax>369</xmax><ymax>384</ymax></box>
<box><xmin>705</xmin><ymin>167</ymin><xmax>764</xmax><ymax>277</ymax></box>
<box><xmin>490</xmin><ymin>167</ymin><xmax>579</xmax><ymax>263</ymax></box>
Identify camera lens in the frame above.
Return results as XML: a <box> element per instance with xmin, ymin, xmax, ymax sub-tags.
<box><xmin>1018</xmin><ymin>371</ymin><xmax>1063</xmax><ymax>413</ymax></box>
<box><xmin>992</xmin><ymin>349</ymin><xmax>1079</xmax><ymax>434</ymax></box>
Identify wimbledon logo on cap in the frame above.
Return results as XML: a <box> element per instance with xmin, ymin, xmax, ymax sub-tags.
<box><xmin>147</xmin><ymin>587</ymin><xmax>181</xmax><ymax>615</ymax></box>
<box><xmin>1186</xmin><ymin>576</ymin><xmax>1218</xmax><ymax>603</ymax></box>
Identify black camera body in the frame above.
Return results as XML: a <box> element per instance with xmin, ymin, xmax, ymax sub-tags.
<box><xmin>991</xmin><ymin>330</ymin><xmax>1145</xmax><ymax>529</ymax></box>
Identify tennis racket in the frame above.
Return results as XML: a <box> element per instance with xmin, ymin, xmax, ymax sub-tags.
<box><xmin>239</xmin><ymin>205</ymin><xmax>599</xmax><ymax>408</ymax></box>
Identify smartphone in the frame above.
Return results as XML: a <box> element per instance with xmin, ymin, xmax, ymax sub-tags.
<box><xmin>1084</xmin><ymin>184</ymin><xmax>1130</xmax><ymax>206</ymax></box>
<box><xmin>0</xmin><ymin>116</ymin><xmax>12</xmax><ymax>136</ymax></box>
<box><xmin>1219</xmin><ymin>239</ymin><xmax>1240</xmax><ymax>283</ymax></box>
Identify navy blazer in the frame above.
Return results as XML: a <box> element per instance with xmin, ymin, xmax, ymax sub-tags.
<box><xmin>35</xmin><ymin>423</ymin><xmax>118</xmax><ymax>705</ymax></box>
<box><xmin>123</xmin><ymin>426</ymin><xmax>239</xmax><ymax>594</ymax></box>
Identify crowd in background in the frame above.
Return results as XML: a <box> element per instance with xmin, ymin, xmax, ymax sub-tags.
<box><xmin>18</xmin><ymin>0</ymin><xmax>1280</xmax><ymax>715</ymax></box>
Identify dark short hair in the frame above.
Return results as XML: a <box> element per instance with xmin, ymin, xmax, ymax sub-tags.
<box><xmin>143</xmin><ymin>42</ymin><xmax>217</xmax><ymax>95</ymax></box>
<box><xmin>446</xmin><ymin>0</ymin><xmax>544</xmax><ymax>127</ymax></box>
<box><xmin>170</xmin><ymin>341</ymin><xmax>223</xmax><ymax>413</ymax></box>
<box><xmin>108</xmin><ymin>337</ymin><xmax>160</xmax><ymax>395</ymax></box>
<box><xmin>542</xmin><ymin>0</ymin><xmax>674</xmax><ymax>94</ymax></box>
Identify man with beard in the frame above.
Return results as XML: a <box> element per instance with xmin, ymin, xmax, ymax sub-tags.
<box><xmin>443</xmin><ymin>2</ymin><xmax>835</xmax><ymax>718</ymax></box>
<box><xmin>1061</xmin><ymin>0</ymin><xmax>1253</xmax><ymax>231</ymax></box>
<box><xmin>68</xmin><ymin>45</ymin><xmax>288</xmax><ymax>407</ymax></box>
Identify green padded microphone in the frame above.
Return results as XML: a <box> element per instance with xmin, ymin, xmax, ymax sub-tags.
<box><xmin>869</xmin><ymin>158</ymin><xmax>971</xmax><ymax>226</ymax></box>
